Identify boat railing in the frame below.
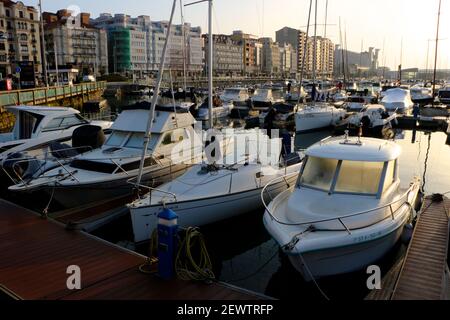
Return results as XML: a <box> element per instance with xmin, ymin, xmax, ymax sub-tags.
<box><xmin>261</xmin><ymin>175</ymin><xmax>420</xmax><ymax>234</ymax></box>
<box><xmin>2</xmin><ymin>145</ymin><xmax>96</xmax><ymax>185</ymax></box>
<box><xmin>82</xmin><ymin>112</ymin><xmax>118</xmax><ymax>122</ymax></box>
<box><xmin>126</xmin><ymin>176</ymin><xmax>178</xmax><ymax>204</ymax></box>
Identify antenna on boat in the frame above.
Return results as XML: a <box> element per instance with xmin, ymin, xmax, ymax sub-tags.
<box><xmin>135</xmin><ymin>0</ymin><xmax>178</xmax><ymax>190</ymax></box>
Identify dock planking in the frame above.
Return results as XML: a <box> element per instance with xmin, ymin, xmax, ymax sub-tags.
<box><xmin>0</xmin><ymin>199</ymin><xmax>265</xmax><ymax>300</ymax></box>
<box><xmin>392</xmin><ymin>196</ymin><xmax>450</xmax><ymax>300</ymax></box>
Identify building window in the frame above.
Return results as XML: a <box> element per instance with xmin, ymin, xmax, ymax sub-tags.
<box><xmin>22</xmin><ymin>55</ymin><xmax>29</xmax><ymax>61</ymax></box>
<box><xmin>0</xmin><ymin>43</ymin><xmax>5</xmax><ymax>51</ymax></box>
<box><xmin>30</xmin><ymin>13</ymin><xmax>34</xmax><ymax>20</ymax></box>
<box><xmin>19</xmin><ymin>11</ymin><xmax>24</xmax><ymax>19</ymax></box>
<box><xmin>5</xmin><ymin>10</ymin><xmax>10</xmax><ymax>18</ymax></box>
<box><xmin>0</xmin><ymin>20</ymin><xmax>3</xmax><ymax>28</ymax></box>
<box><xmin>20</xmin><ymin>34</ymin><xmax>27</xmax><ymax>41</ymax></box>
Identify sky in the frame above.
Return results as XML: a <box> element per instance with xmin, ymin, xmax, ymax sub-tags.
<box><xmin>32</xmin><ymin>0</ymin><xmax>450</xmax><ymax>70</ymax></box>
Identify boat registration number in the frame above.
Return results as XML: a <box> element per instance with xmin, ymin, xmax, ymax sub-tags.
<box><xmin>353</xmin><ymin>231</ymin><xmax>383</xmax><ymax>243</ymax></box>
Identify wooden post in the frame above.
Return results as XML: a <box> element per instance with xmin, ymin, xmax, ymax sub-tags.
<box><xmin>45</xmin><ymin>88</ymin><xmax>48</xmax><ymax>104</ymax></box>
<box><xmin>32</xmin><ymin>89</ymin><xmax>36</xmax><ymax>105</ymax></box>
<box><xmin>17</xmin><ymin>92</ymin><xmax>20</xmax><ymax>105</ymax></box>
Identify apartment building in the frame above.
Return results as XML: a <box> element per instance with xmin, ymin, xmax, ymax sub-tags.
<box><xmin>203</xmin><ymin>34</ymin><xmax>243</xmax><ymax>77</ymax></box>
<box><xmin>0</xmin><ymin>0</ymin><xmax>42</xmax><ymax>77</ymax></box>
<box><xmin>92</xmin><ymin>13</ymin><xmax>203</xmax><ymax>77</ymax></box>
<box><xmin>231</xmin><ymin>31</ymin><xmax>262</xmax><ymax>76</ymax></box>
<box><xmin>260</xmin><ymin>37</ymin><xmax>281</xmax><ymax>76</ymax></box>
<box><xmin>43</xmin><ymin>10</ymin><xmax>108</xmax><ymax>77</ymax></box>
<box><xmin>276</xmin><ymin>27</ymin><xmax>307</xmax><ymax>74</ymax></box>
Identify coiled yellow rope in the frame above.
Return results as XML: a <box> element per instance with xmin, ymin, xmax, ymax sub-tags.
<box><xmin>175</xmin><ymin>227</ymin><xmax>215</xmax><ymax>282</ymax></box>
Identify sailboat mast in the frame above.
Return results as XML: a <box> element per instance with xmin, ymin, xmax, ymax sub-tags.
<box><xmin>297</xmin><ymin>0</ymin><xmax>313</xmax><ymax>105</ymax></box>
<box><xmin>180</xmin><ymin>0</ymin><xmax>187</xmax><ymax>93</ymax></box>
<box><xmin>321</xmin><ymin>0</ymin><xmax>328</xmax><ymax>82</ymax></box>
<box><xmin>312</xmin><ymin>0</ymin><xmax>318</xmax><ymax>84</ymax></box>
<box><xmin>339</xmin><ymin>17</ymin><xmax>346</xmax><ymax>85</ymax></box>
<box><xmin>208</xmin><ymin>0</ymin><xmax>213</xmax><ymax>129</ymax></box>
<box><xmin>136</xmin><ymin>0</ymin><xmax>177</xmax><ymax>188</ymax></box>
<box><xmin>432</xmin><ymin>0</ymin><xmax>442</xmax><ymax>97</ymax></box>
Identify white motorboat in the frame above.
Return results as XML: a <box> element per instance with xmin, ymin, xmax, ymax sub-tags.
<box><xmin>346</xmin><ymin>90</ymin><xmax>378</xmax><ymax>112</ymax></box>
<box><xmin>285</xmin><ymin>87</ymin><xmax>307</xmax><ymax>103</ymax></box>
<box><xmin>8</xmin><ymin>103</ymin><xmax>203</xmax><ymax>208</ymax></box>
<box><xmin>263</xmin><ymin>135</ymin><xmax>421</xmax><ymax>281</ymax></box>
<box><xmin>128</xmin><ymin>130</ymin><xmax>303</xmax><ymax>243</ymax></box>
<box><xmin>295</xmin><ymin>103</ymin><xmax>347</xmax><ymax>133</ymax></box>
<box><xmin>251</xmin><ymin>87</ymin><xmax>285</xmax><ymax>111</ymax></box>
<box><xmin>438</xmin><ymin>85</ymin><xmax>450</xmax><ymax>105</ymax></box>
<box><xmin>0</xmin><ymin>105</ymin><xmax>111</xmax><ymax>152</ymax></box>
<box><xmin>335</xmin><ymin>105</ymin><xmax>398</xmax><ymax>137</ymax></box>
<box><xmin>381</xmin><ymin>88</ymin><xmax>414</xmax><ymax>113</ymax></box>
<box><xmin>332</xmin><ymin>90</ymin><xmax>348</xmax><ymax>103</ymax></box>
<box><xmin>410</xmin><ymin>86</ymin><xmax>434</xmax><ymax>105</ymax></box>
<box><xmin>196</xmin><ymin>96</ymin><xmax>234</xmax><ymax>122</ymax></box>
<box><xmin>220</xmin><ymin>87</ymin><xmax>250</xmax><ymax>107</ymax></box>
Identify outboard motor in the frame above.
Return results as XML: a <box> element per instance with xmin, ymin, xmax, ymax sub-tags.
<box><xmin>72</xmin><ymin>125</ymin><xmax>106</xmax><ymax>154</ymax></box>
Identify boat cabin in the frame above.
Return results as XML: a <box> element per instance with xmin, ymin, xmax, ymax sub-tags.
<box><xmin>221</xmin><ymin>88</ymin><xmax>249</xmax><ymax>102</ymax></box>
<box><xmin>296</xmin><ymin>136</ymin><xmax>401</xmax><ymax>199</ymax></box>
<box><xmin>0</xmin><ymin>106</ymin><xmax>88</xmax><ymax>143</ymax></box>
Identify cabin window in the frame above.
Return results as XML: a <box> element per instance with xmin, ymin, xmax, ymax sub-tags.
<box><xmin>299</xmin><ymin>157</ymin><xmax>338</xmax><ymax>191</ymax></box>
<box><xmin>383</xmin><ymin>160</ymin><xmax>396</xmax><ymax>193</ymax></box>
<box><xmin>106</xmin><ymin>131</ymin><xmax>128</xmax><ymax>147</ymax></box>
<box><xmin>335</xmin><ymin>161</ymin><xmax>384</xmax><ymax>195</ymax></box>
<box><xmin>124</xmin><ymin>133</ymin><xmax>160</xmax><ymax>150</ymax></box>
<box><xmin>43</xmin><ymin>115</ymin><xmax>87</xmax><ymax>131</ymax></box>
<box><xmin>60</xmin><ymin>115</ymin><xmax>85</xmax><ymax>127</ymax></box>
<box><xmin>161</xmin><ymin>129</ymin><xmax>185</xmax><ymax>146</ymax></box>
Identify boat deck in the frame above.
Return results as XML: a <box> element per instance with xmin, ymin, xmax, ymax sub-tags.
<box><xmin>392</xmin><ymin>196</ymin><xmax>450</xmax><ymax>300</ymax></box>
<box><xmin>0</xmin><ymin>199</ymin><xmax>266</xmax><ymax>300</ymax></box>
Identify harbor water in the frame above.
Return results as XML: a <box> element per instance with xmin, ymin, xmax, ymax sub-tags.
<box><xmin>89</xmin><ymin>97</ymin><xmax>450</xmax><ymax>300</ymax></box>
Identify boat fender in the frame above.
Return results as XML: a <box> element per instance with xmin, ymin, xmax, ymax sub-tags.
<box><xmin>401</xmin><ymin>223</ymin><xmax>414</xmax><ymax>244</ymax></box>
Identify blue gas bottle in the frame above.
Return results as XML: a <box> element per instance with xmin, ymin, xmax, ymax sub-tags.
<box><xmin>157</xmin><ymin>208</ymin><xmax>179</xmax><ymax>279</ymax></box>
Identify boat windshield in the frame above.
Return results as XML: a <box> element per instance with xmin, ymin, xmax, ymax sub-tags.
<box><xmin>105</xmin><ymin>131</ymin><xmax>160</xmax><ymax>150</ymax></box>
<box><xmin>299</xmin><ymin>156</ymin><xmax>389</xmax><ymax>196</ymax></box>
<box><xmin>224</xmin><ymin>89</ymin><xmax>243</xmax><ymax>96</ymax></box>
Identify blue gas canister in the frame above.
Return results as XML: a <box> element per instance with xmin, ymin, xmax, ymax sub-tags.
<box><xmin>157</xmin><ymin>208</ymin><xmax>179</xmax><ymax>279</ymax></box>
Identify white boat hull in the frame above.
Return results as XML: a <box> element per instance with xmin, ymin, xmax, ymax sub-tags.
<box><xmin>287</xmin><ymin>220</ymin><xmax>405</xmax><ymax>281</ymax></box>
<box><xmin>130</xmin><ymin>174</ymin><xmax>298</xmax><ymax>243</ymax></box>
<box><xmin>295</xmin><ymin>109</ymin><xmax>346</xmax><ymax>133</ymax></box>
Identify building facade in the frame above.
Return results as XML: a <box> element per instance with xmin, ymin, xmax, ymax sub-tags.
<box><xmin>0</xmin><ymin>0</ymin><xmax>42</xmax><ymax>78</ymax></box>
<box><xmin>315</xmin><ymin>36</ymin><xmax>334</xmax><ymax>78</ymax></box>
<box><xmin>43</xmin><ymin>10</ymin><xmax>108</xmax><ymax>78</ymax></box>
<box><xmin>275</xmin><ymin>27</ymin><xmax>306</xmax><ymax>74</ymax></box>
<box><xmin>92</xmin><ymin>13</ymin><xmax>203</xmax><ymax>77</ymax></box>
<box><xmin>231</xmin><ymin>31</ymin><xmax>262</xmax><ymax>76</ymax></box>
<box><xmin>260</xmin><ymin>37</ymin><xmax>281</xmax><ymax>76</ymax></box>
<box><xmin>334</xmin><ymin>45</ymin><xmax>380</xmax><ymax>76</ymax></box>
<box><xmin>204</xmin><ymin>34</ymin><xmax>243</xmax><ymax>77</ymax></box>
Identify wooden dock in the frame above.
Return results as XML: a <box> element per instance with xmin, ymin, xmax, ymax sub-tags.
<box><xmin>367</xmin><ymin>196</ymin><xmax>450</xmax><ymax>300</ymax></box>
<box><xmin>392</xmin><ymin>196</ymin><xmax>450</xmax><ymax>300</ymax></box>
<box><xmin>0</xmin><ymin>199</ymin><xmax>266</xmax><ymax>300</ymax></box>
